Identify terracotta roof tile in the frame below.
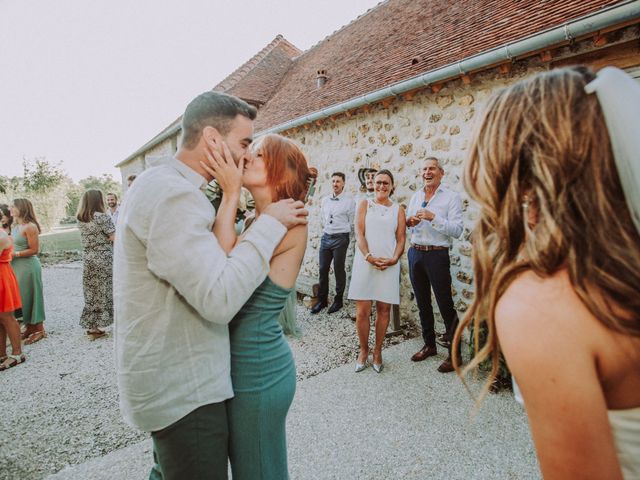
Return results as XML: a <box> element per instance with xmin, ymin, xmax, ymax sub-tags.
<box><xmin>122</xmin><ymin>0</ymin><xmax>628</xmax><ymax>165</ymax></box>
<box><xmin>213</xmin><ymin>34</ymin><xmax>301</xmax><ymax>105</ymax></box>
<box><xmin>254</xmin><ymin>0</ymin><xmax>623</xmax><ymax>130</ymax></box>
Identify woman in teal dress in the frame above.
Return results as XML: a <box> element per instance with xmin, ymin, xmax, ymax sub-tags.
<box><xmin>205</xmin><ymin>134</ymin><xmax>317</xmax><ymax>479</ymax></box>
<box><xmin>10</xmin><ymin>198</ymin><xmax>46</xmax><ymax>344</ymax></box>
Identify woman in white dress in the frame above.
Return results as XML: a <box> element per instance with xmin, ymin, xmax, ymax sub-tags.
<box><xmin>458</xmin><ymin>66</ymin><xmax>640</xmax><ymax>479</ymax></box>
<box><xmin>348</xmin><ymin>169</ymin><xmax>406</xmax><ymax>373</ymax></box>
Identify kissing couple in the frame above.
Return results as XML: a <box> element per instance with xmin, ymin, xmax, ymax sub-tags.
<box><xmin>113</xmin><ymin>91</ymin><xmax>317</xmax><ymax>479</ymax></box>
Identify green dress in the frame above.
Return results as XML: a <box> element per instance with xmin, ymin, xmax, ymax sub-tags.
<box><xmin>228</xmin><ymin>276</ymin><xmax>297</xmax><ymax>480</ymax></box>
<box><xmin>11</xmin><ymin>225</ymin><xmax>45</xmax><ymax>325</ymax></box>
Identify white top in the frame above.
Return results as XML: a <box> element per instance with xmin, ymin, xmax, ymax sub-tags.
<box><xmin>355</xmin><ymin>192</ymin><xmax>375</xmax><ymax>216</ymax></box>
<box><xmin>608</xmin><ymin>407</ymin><xmax>640</xmax><ymax>479</ymax></box>
<box><xmin>406</xmin><ymin>185</ymin><xmax>463</xmax><ymax>247</ymax></box>
<box><xmin>515</xmin><ymin>377</ymin><xmax>640</xmax><ymax>479</ymax></box>
<box><xmin>348</xmin><ymin>200</ymin><xmax>401</xmax><ymax>304</ymax></box>
<box><xmin>320</xmin><ymin>191</ymin><xmax>355</xmax><ymax>235</ymax></box>
<box><xmin>107</xmin><ymin>207</ymin><xmax>119</xmax><ymax>228</ymax></box>
<box><xmin>113</xmin><ymin>157</ymin><xmax>286</xmax><ymax>432</ymax></box>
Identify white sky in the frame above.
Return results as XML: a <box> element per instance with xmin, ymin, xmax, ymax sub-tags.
<box><xmin>0</xmin><ymin>0</ymin><xmax>380</xmax><ymax>181</ymax></box>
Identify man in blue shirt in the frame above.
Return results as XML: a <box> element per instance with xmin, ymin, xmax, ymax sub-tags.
<box><xmin>312</xmin><ymin>172</ymin><xmax>356</xmax><ymax>314</ymax></box>
<box><xmin>406</xmin><ymin>157</ymin><xmax>463</xmax><ymax>373</ymax></box>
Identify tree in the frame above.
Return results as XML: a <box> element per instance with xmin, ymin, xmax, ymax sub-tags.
<box><xmin>65</xmin><ymin>174</ymin><xmax>122</xmax><ymax>219</ymax></box>
<box><xmin>79</xmin><ymin>174</ymin><xmax>122</xmax><ymax>197</ymax></box>
<box><xmin>65</xmin><ymin>182</ymin><xmax>84</xmax><ymax>218</ymax></box>
<box><xmin>22</xmin><ymin>158</ymin><xmax>66</xmax><ymax>193</ymax></box>
<box><xmin>0</xmin><ymin>176</ymin><xmax>22</xmax><ymax>206</ymax></box>
<box><xmin>20</xmin><ymin>158</ymin><xmax>70</xmax><ymax>232</ymax></box>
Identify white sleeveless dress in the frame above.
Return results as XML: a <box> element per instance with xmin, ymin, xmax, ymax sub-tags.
<box><xmin>608</xmin><ymin>407</ymin><xmax>640</xmax><ymax>479</ymax></box>
<box><xmin>514</xmin><ymin>379</ymin><xmax>640</xmax><ymax>478</ymax></box>
<box><xmin>348</xmin><ymin>200</ymin><xmax>400</xmax><ymax>304</ymax></box>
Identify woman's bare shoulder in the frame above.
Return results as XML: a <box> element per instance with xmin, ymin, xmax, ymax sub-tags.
<box><xmin>495</xmin><ymin>270</ymin><xmax>597</xmax><ymax>354</ymax></box>
<box><xmin>275</xmin><ymin>224</ymin><xmax>308</xmax><ymax>256</ymax></box>
<box><xmin>22</xmin><ymin>223</ymin><xmax>40</xmax><ymax>235</ymax></box>
<box><xmin>287</xmin><ymin>223</ymin><xmax>308</xmax><ymax>239</ymax></box>
<box><xmin>498</xmin><ymin>270</ymin><xmax>573</xmax><ymax>312</ymax></box>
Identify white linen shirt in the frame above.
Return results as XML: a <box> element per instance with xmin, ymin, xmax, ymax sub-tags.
<box><xmin>108</xmin><ymin>207</ymin><xmax>119</xmax><ymax>229</ymax></box>
<box><xmin>320</xmin><ymin>191</ymin><xmax>355</xmax><ymax>234</ymax></box>
<box><xmin>113</xmin><ymin>158</ymin><xmax>286</xmax><ymax>432</ymax></box>
<box><xmin>406</xmin><ymin>185</ymin><xmax>463</xmax><ymax>247</ymax></box>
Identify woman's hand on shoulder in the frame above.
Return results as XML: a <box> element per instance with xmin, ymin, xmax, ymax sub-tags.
<box><xmin>496</xmin><ymin>271</ymin><xmax>623</xmax><ymax>480</ymax></box>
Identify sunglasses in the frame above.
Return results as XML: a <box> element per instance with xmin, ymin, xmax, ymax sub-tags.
<box><xmin>421</xmin><ymin>201</ymin><xmax>428</xmax><ymax>208</ymax></box>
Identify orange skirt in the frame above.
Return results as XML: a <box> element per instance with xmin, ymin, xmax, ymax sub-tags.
<box><xmin>0</xmin><ymin>262</ymin><xmax>22</xmax><ymax>313</ymax></box>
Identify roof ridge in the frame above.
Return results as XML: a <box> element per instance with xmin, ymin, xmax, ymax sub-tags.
<box><xmin>213</xmin><ymin>34</ymin><xmax>301</xmax><ymax>92</ymax></box>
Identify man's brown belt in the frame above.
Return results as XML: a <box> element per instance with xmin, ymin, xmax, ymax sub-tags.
<box><xmin>411</xmin><ymin>244</ymin><xmax>448</xmax><ymax>251</ymax></box>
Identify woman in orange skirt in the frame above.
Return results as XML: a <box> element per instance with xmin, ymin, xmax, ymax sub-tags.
<box><xmin>0</xmin><ymin>204</ymin><xmax>25</xmax><ymax>371</ymax></box>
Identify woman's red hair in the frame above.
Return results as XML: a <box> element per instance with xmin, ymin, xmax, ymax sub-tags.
<box><xmin>259</xmin><ymin>134</ymin><xmax>317</xmax><ymax>202</ymax></box>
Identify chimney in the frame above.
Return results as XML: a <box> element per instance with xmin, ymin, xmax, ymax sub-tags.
<box><xmin>316</xmin><ymin>69</ymin><xmax>328</xmax><ymax>89</ymax></box>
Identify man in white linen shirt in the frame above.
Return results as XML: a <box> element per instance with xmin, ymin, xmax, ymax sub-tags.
<box><xmin>311</xmin><ymin>172</ymin><xmax>355</xmax><ymax>315</ymax></box>
<box><xmin>113</xmin><ymin>91</ymin><xmax>307</xmax><ymax>480</ymax></box>
<box><xmin>105</xmin><ymin>192</ymin><xmax>119</xmax><ymax>227</ymax></box>
<box><xmin>406</xmin><ymin>157</ymin><xmax>463</xmax><ymax>373</ymax></box>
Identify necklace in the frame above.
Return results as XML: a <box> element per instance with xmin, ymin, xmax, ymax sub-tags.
<box><xmin>371</xmin><ymin>199</ymin><xmax>392</xmax><ymax>216</ymax></box>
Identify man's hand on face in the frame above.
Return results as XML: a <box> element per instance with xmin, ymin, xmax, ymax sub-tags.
<box><xmin>200</xmin><ymin>139</ymin><xmax>244</xmax><ymax>196</ymax></box>
<box><xmin>264</xmin><ymin>199</ymin><xmax>309</xmax><ymax>230</ymax></box>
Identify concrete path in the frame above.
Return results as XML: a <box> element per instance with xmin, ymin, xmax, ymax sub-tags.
<box><xmin>48</xmin><ymin>337</ymin><xmax>539</xmax><ymax>480</ymax></box>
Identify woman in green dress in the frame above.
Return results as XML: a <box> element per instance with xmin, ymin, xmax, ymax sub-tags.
<box><xmin>204</xmin><ymin>134</ymin><xmax>317</xmax><ymax>479</ymax></box>
<box><xmin>10</xmin><ymin>198</ymin><xmax>46</xmax><ymax>344</ymax></box>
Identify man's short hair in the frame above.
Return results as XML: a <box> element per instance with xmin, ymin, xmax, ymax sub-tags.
<box><xmin>331</xmin><ymin>172</ymin><xmax>346</xmax><ymax>181</ymax></box>
<box><xmin>106</xmin><ymin>192</ymin><xmax>118</xmax><ymax>201</ymax></box>
<box><xmin>425</xmin><ymin>156</ymin><xmax>444</xmax><ymax>172</ymax></box>
<box><xmin>181</xmin><ymin>91</ymin><xmax>258</xmax><ymax>149</ymax></box>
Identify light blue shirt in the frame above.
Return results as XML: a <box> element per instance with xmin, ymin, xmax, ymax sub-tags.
<box><xmin>321</xmin><ymin>191</ymin><xmax>355</xmax><ymax>235</ymax></box>
<box><xmin>406</xmin><ymin>185</ymin><xmax>463</xmax><ymax>247</ymax></box>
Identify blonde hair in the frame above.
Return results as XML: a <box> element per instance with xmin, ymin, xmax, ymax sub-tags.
<box><xmin>457</xmin><ymin>66</ymin><xmax>640</xmax><ymax>392</ymax></box>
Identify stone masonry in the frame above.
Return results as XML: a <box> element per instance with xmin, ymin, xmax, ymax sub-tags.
<box><xmin>285</xmin><ymin>62</ymin><xmax>547</xmax><ymax>323</ymax></box>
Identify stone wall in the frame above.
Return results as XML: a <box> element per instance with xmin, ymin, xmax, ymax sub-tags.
<box><xmin>119</xmin><ymin>156</ymin><xmax>144</xmax><ymax>189</ymax></box>
<box><xmin>284</xmin><ymin>25</ymin><xmax>640</xmax><ymax>326</ymax></box>
<box><xmin>119</xmin><ymin>136</ymin><xmax>178</xmax><ymax>190</ymax></box>
<box><xmin>285</xmin><ymin>61</ymin><xmax>547</xmax><ymax>323</ymax></box>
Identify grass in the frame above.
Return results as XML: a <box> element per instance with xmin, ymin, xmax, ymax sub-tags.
<box><xmin>40</xmin><ymin>227</ymin><xmax>82</xmax><ymax>253</ymax></box>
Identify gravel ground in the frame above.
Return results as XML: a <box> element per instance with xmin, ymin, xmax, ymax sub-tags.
<box><xmin>0</xmin><ymin>262</ymin><xmax>418</xmax><ymax>480</ymax></box>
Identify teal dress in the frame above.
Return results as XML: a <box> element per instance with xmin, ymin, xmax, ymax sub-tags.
<box><xmin>228</xmin><ymin>276</ymin><xmax>297</xmax><ymax>480</ymax></box>
<box><xmin>11</xmin><ymin>226</ymin><xmax>45</xmax><ymax>325</ymax></box>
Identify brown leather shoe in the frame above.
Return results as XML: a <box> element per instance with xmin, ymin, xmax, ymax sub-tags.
<box><xmin>437</xmin><ymin>356</ymin><xmax>461</xmax><ymax>373</ymax></box>
<box><xmin>411</xmin><ymin>345</ymin><xmax>437</xmax><ymax>362</ymax></box>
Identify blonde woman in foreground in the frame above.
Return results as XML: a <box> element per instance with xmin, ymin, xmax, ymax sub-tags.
<box><xmin>457</xmin><ymin>66</ymin><xmax>640</xmax><ymax>479</ymax></box>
